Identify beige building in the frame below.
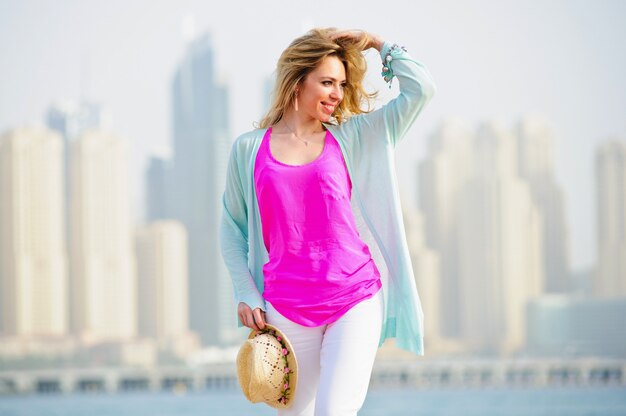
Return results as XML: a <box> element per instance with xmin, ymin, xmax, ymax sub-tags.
<box><xmin>517</xmin><ymin>116</ymin><xmax>570</xmax><ymax>293</ymax></box>
<box><xmin>418</xmin><ymin>118</ymin><xmax>474</xmax><ymax>339</ymax></box>
<box><xmin>135</xmin><ymin>221</ymin><xmax>189</xmax><ymax>338</ymax></box>
<box><xmin>595</xmin><ymin>140</ymin><xmax>626</xmax><ymax>296</ymax></box>
<box><xmin>0</xmin><ymin>126</ymin><xmax>68</xmax><ymax>336</ymax></box>
<box><xmin>402</xmin><ymin>204</ymin><xmax>442</xmax><ymax>352</ymax></box>
<box><xmin>420</xmin><ymin>120</ymin><xmax>544</xmax><ymax>354</ymax></box>
<box><xmin>69</xmin><ymin>129</ymin><xmax>136</xmax><ymax>340</ymax></box>
<box><xmin>457</xmin><ymin>121</ymin><xmax>543</xmax><ymax>353</ymax></box>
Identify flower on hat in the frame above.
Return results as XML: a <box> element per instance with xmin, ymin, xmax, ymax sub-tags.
<box><xmin>254</xmin><ymin>326</ymin><xmax>294</xmax><ymax>406</ymax></box>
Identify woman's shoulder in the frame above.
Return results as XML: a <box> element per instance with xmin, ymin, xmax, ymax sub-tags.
<box><xmin>325</xmin><ymin>115</ymin><xmax>362</xmax><ymax>137</ymax></box>
<box><xmin>231</xmin><ymin>127</ymin><xmax>267</xmax><ymax>154</ymax></box>
<box><xmin>234</xmin><ymin>127</ymin><xmax>267</xmax><ymax>143</ymax></box>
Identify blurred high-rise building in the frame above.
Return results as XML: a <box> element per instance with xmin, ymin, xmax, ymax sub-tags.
<box><xmin>145</xmin><ymin>153</ymin><xmax>174</xmax><ymax>222</ymax></box>
<box><xmin>47</xmin><ymin>101</ymin><xmax>111</xmax><ymax>140</ymax></box>
<box><xmin>46</xmin><ymin>101</ymin><xmax>111</xmax><ymax>252</ymax></box>
<box><xmin>517</xmin><ymin>116</ymin><xmax>571</xmax><ymax>293</ymax></box>
<box><xmin>169</xmin><ymin>32</ymin><xmax>237</xmax><ymax>346</ymax></box>
<box><xmin>418</xmin><ymin>119</ymin><xmax>474</xmax><ymax>338</ymax></box>
<box><xmin>135</xmin><ymin>221</ymin><xmax>189</xmax><ymax>339</ymax></box>
<box><xmin>595</xmin><ymin>140</ymin><xmax>626</xmax><ymax>296</ymax></box>
<box><xmin>69</xmin><ymin>130</ymin><xmax>136</xmax><ymax>340</ymax></box>
<box><xmin>402</xmin><ymin>203</ymin><xmax>442</xmax><ymax>349</ymax></box>
<box><xmin>420</xmin><ymin>120</ymin><xmax>544</xmax><ymax>353</ymax></box>
<box><xmin>457</xmin><ymin>121</ymin><xmax>543</xmax><ymax>353</ymax></box>
<box><xmin>0</xmin><ymin>126</ymin><xmax>68</xmax><ymax>336</ymax></box>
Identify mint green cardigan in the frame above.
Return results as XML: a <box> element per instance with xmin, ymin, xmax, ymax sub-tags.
<box><xmin>220</xmin><ymin>42</ymin><xmax>436</xmax><ymax>355</ymax></box>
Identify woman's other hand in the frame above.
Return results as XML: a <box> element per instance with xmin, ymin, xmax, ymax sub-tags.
<box><xmin>238</xmin><ymin>302</ymin><xmax>267</xmax><ymax>332</ymax></box>
<box><xmin>330</xmin><ymin>29</ymin><xmax>384</xmax><ymax>52</ymax></box>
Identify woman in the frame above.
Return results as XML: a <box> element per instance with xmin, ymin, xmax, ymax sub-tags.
<box><xmin>220</xmin><ymin>28</ymin><xmax>436</xmax><ymax>415</ymax></box>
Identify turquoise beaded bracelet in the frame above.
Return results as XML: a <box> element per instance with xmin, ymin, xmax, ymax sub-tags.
<box><xmin>381</xmin><ymin>43</ymin><xmax>409</xmax><ymax>88</ymax></box>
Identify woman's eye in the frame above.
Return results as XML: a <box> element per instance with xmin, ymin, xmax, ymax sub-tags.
<box><xmin>322</xmin><ymin>81</ymin><xmax>332</xmax><ymax>86</ymax></box>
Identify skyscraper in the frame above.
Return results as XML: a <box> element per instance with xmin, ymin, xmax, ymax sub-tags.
<box><xmin>595</xmin><ymin>140</ymin><xmax>626</xmax><ymax>296</ymax></box>
<box><xmin>47</xmin><ymin>101</ymin><xmax>111</xmax><ymax>140</ymax></box>
<box><xmin>136</xmin><ymin>221</ymin><xmax>189</xmax><ymax>339</ymax></box>
<box><xmin>69</xmin><ymin>129</ymin><xmax>136</xmax><ymax>340</ymax></box>
<box><xmin>170</xmin><ymin>32</ymin><xmax>236</xmax><ymax>346</ymax></box>
<box><xmin>47</xmin><ymin>101</ymin><xmax>110</xmax><ymax>251</ymax></box>
<box><xmin>457</xmin><ymin>121</ymin><xmax>543</xmax><ymax>353</ymax></box>
<box><xmin>419</xmin><ymin>120</ymin><xmax>544</xmax><ymax>353</ymax></box>
<box><xmin>418</xmin><ymin>119</ymin><xmax>474</xmax><ymax>338</ymax></box>
<box><xmin>517</xmin><ymin>116</ymin><xmax>570</xmax><ymax>293</ymax></box>
<box><xmin>145</xmin><ymin>154</ymin><xmax>174</xmax><ymax>222</ymax></box>
<box><xmin>402</xmin><ymin>203</ymin><xmax>442</xmax><ymax>349</ymax></box>
<box><xmin>0</xmin><ymin>126</ymin><xmax>68</xmax><ymax>336</ymax></box>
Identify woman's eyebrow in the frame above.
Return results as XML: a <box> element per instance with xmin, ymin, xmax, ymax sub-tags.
<box><xmin>320</xmin><ymin>76</ymin><xmax>347</xmax><ymax>82</ymax></box>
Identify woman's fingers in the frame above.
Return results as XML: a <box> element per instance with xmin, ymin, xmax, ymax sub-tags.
<box><xmin>238</xmin><ymin>302</ymin><xmax>260</xmax><ymax>331</ymax></box>
<box><xmin>253</xmin><ymin>308</ymin><xmax>266</xmax><ymax>330</ymax></box>
<box><xmin>330</xmin><ymin>29</ymin><xmax>364</xmax><ymax>43</ymax></box>
<box><xmin>330</xmin><ymin>30</ymin><xmax>382</xmax><ymax>51</ymax></box>
<box><xmin>237</xmin><ymin>303</ymin><xmax>268</xmax><ymax>332</ymax></box>
<box><xmin>246</xmin><ymin>312</ymin><xmax>260</xmax><ymax>332</ymax></box>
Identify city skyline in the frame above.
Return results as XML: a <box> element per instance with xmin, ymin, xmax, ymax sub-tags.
<box><xmin>2</xmin><ymin>119</ymin><xmax>623</xmax><ymax>358</ymax></box>
<box><xmin>0</xmin><ymin>26</ymin><xmax>624</xmax><ymax>357</ymax></box>
<box><xmin>2</xmin><ymin>5</ymin><xmax>626</xmax><ymax>413</ymax></box>
<box><xmin>1</xmin><ymin>1</ymin><xmax>625</xmax><ymax>270</ymax></box>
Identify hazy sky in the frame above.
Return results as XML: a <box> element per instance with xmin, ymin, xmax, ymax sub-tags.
<box><xmin>1</xmin><ymin>0</ymin><xmax>625</xmax><ymax>271</ymax></box>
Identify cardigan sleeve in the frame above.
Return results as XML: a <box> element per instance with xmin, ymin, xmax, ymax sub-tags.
<box><xmin>357</xmin><ymin>41</ymin><xmax>437</xmax><ymax>148</ymax></box>
<box><xmin>219</xmin><ymin>139</ymin><xmax>266</xmax><ymax>314</ymax></box>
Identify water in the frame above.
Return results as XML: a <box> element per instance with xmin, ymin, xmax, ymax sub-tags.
<box><xmin>1</xmin><ymin>387</ymin><xmax>625</xmax><ymax>415</ymax></box>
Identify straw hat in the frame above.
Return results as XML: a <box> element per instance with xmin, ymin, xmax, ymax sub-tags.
<box><xmin>236</xmin><ymin>324</ymin><xmax>298</xmax><ymax>408</ymax></box>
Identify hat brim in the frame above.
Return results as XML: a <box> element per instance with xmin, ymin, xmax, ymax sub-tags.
<box><xmin>246</xmin><ymin>323</ymin><xmax>298</xmax><ymax>409</ymax></box>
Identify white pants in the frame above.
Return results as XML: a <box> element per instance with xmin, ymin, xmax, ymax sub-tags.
<box><xmin>265</xmin><ymin>289</ymin><xmax>384</xmax><ymax>416</ymax></box>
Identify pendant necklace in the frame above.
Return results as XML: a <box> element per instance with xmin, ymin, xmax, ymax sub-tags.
<box><xmin>284</xmin><ymin>121</ymin><xmax>313</xmax><ymax>146</ymax></box>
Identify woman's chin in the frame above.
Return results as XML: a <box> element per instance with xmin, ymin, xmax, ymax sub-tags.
<box><xmin>318</xmin><ymin>113</ymin><xmax>333</xmax><ymax>123</ymax></box>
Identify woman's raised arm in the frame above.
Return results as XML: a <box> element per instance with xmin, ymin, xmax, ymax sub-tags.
<box><xmin>354</xmin><ymin>36</ymin><xmax>437</xmax><ymax>148</ymax></box>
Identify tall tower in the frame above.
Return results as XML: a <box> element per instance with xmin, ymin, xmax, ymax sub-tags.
<box><xmin>595</xmin><ymin>140</ymin><xmax>626</xmax><ymax>296</ymax></box>
<box><xmin>136</xmin><ymin>221</ymin><xmax>189</xmax><ymax>339</ymax></box>
<box><xmin>418</xmin><ymin>119</ymin><xmax>474</xmax><ymax>338</ymax></box>
<box><xmin>47</xmin><ymin>101</ymin><xmax>110</xmax><ymax>251</ymax></box>
<box><xmin>0</xmin><ymin>126</ymin><xmax>68</xmax><ymax>336</ymax></box>
<box><xmin>170</xmin><ymin>32</ymin><xmax>236</xmax><ymax>346</ymax></box>
<box><xmin>145</xmin><ymin>153</ymin><xmax>174</xmax><ymax>222</ymax></box>
<box><xmin>517</xmin><ymin>116</ymin><xmax>570</xmax><ymax>292</ymax></box>
<box><xmin>69</xmin><ymin>129</ymin><xmax>136</xmax><ymax>340</ymax></box>
<box><xmin>402</xmin><ymin>202</ymin><xmax>442</xmax><ymax>349</ymax></box>
<box><xmin>457</xmin><ymin>121</ymin><xmax>543</xmax><ymax>353</ymax></box>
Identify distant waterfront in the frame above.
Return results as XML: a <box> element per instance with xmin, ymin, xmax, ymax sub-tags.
<box><xmin>2</xmin><ymin>356</ymin><xmax>624</xmax><ymax>396</ymax></box>
<box><xmin>3</xmin><ymin>356</ymin><xmax>623</xmax><ymax>415</ymax></box>
<box><xmin>1</xmin><ymin>387</ymin><xmax>626</xmax><ymax>416</ymax></box>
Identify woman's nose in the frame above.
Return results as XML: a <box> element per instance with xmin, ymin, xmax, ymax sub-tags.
<box><xmin>330</xmin><ymin>85</ymin><xmax>343</xmax><ymax>101</ymax></box>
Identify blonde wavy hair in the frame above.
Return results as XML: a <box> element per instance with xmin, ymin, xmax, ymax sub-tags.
<box><xmin>258</xmin><ymin>28</ymin><xmax>377</xmax><ymax>128</ymax></box>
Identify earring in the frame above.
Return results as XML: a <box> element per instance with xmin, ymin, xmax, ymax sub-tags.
<box><xmin>294</xmin><ymin>92</ymin><xmax>299</xmax><ymax>112</ymax></box>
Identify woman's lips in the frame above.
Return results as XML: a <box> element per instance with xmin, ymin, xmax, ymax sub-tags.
<box><xmin>322</xmin><ymin>102</ymin><xmax>335</xmax><ymax>114</ymax></box>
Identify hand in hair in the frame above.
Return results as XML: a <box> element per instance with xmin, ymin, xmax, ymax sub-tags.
<box><xmin>330</xmin><ymin>29</ymin><xmax>384</xmax><ymax>52</ymax></box>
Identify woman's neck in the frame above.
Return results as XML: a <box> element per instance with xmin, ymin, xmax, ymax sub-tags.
<box><xmin>279</xmin><ymin>110</ymin><xmax>325</xmax><ymax>136</ymax></box>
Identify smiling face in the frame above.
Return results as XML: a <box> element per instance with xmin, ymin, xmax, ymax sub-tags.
<box><xmin>297</xmin><ymin>55</ymin><xmax>347</xmax><ymax>123</ymax></box>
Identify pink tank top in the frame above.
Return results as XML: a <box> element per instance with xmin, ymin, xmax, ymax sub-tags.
<box><xmin>254</xmin><ymin>126</ymin><xmax>382</xmax><ymax>327</ymax></box>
